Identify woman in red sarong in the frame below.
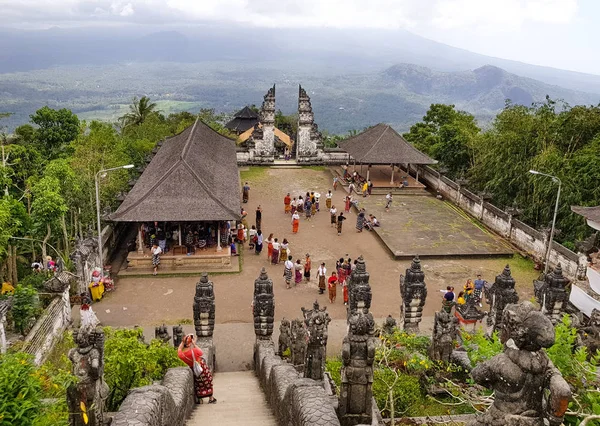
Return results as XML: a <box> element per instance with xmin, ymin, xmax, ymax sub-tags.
<box><xmin>344</xmin><ymin>196</ymin><xmax>351</xmax><ymax>212</ymax></box>
<box><xmin>267</xmin><ymin>233</ymin><xmax>274</xmax><ymax>259</ymax></box>
<box><xmin>178</xmin><ymin>335</ymin><xmax>217</xmax><ymax>404</ymax></box>
<box><xmin>291</xmin><ymin>211</ymin><xmax>300</xmax><ymax>234</ymax></box>
<box><xmin>284</xmin><ymin>193</ymin><xmax>292</xmax><ymax>214</ymax></box>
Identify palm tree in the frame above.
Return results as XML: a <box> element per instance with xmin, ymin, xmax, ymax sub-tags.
<box><xmin>119</xmin><ymin>96</ymin><xmax>157</xmax><ymax>128</ymax></box>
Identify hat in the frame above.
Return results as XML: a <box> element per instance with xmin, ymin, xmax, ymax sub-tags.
<box><xmin>305</xmin><ymin>253</ymin><xmax>310</xmax><ymax>257</ymax></box>
<box><xmin>314</xmin><ymin>192</ymin><xmax>321</xmax><ymax>198</ymax></box>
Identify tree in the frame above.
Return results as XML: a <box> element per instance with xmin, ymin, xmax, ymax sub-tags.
<box><xmin>119</xmin><ymin>96</ymin><xmax>158</xmax><ymax>129</ymax></box>
<box><xmin>31</xmin><ymin>176</ymin><xmax>67</xmax><ymax>263</ymax></box>
<box><xmin>0</xmin><ymin>197</ymin><xmax>30</xmax><ymax>284</ymax></box>
<box><xmin>29</xmin><ymin>106</ymin><xmax>80</xmax><ymax>161</ymax></box>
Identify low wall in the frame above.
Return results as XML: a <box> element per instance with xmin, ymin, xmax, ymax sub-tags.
<box><xmin>23</xmin><ymin>288</ymin><xmax>71</xmax><ymax>365</ymax></box>
<box><xmin>413</xmin><ymin>165</ymin><xmax>580</xmax><ymax>278</ymax></box>
<box><xmin>254</xmin><ymin>340</ymin><xmax>341</xmax><ymax>426</ymax></box>
<box><xmin>237</xmin><ymin>148</ymin><xmax>348</xmax><ymax>166</ymax></box>
<box><xmin>111</xmin><ymin>367</ymin><xmax>194</xmax><ymax>426</ymax></box>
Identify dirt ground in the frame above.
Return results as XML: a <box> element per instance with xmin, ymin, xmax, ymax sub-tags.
<box><xmin>93</xmin><ymin>167</ymin><xmax>539</xmax><ymax>329</ymax></box>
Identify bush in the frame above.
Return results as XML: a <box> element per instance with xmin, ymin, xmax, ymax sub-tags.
<box><xmin>103</xmin><ymin>327</ymin><xmax>184</xmax><ymax>411</ymax></box>
<box><xmin>19</xmin><ymin>274</ymin><xmax>48</xmax><ymax>290</ymax></box>
<box><xmin>12</xmin><ymin>284</ymin><xmax>39</xmax><ymax>335</ymax></box>
<box><xmin>462</xmin><ymin>329</ymin><xmax>503</xmax><ymax>366</ymax></box>
<box><xmin>373</xmin><ymin>369</ymin><xmax>424</xmax><ymax>417</ymax></box>
<box><xmin>325</xmin><ymin>357</ymin><xmax>342</xmax><ymax>389</ymax></box>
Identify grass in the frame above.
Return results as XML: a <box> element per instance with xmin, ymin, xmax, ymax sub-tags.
<box><xmin>240</xmin><ymin>167</ymin><xmax>269</xmax><ymax>182</ymax></box>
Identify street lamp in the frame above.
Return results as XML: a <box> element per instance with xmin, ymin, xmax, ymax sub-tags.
<box><xmin>529</xmin><ymin>169</ymin><xmax>562</xmax><ymax>276</ymax></box>
<box><xmin>95</xmin><ymin>164</ymin><xmax>134</xmax><ymax>276</ymax></box>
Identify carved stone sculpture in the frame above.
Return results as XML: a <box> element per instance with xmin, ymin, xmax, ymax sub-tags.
<box><xmin>193</xmin><ymin>273</ymin><xmax>215</xmax><ymax>338</ymax></box>
<box><xmin>154</xmin><ymin>323</ymin><xmax>171</xmax><ymax>343</ymax></box>
<box><xmin>381</xmin><ymin>315</ymin><xmax>397</xmax><ymax>335</ymax></box>
<box><xmin>484</xmin><ymin>265</ymin><xmax>519</xmax><ymax>333</ymax></box>
<box><xmin>576</xmin><ymin>308</ymin><xmax>600</xmax><ymax>359</ymax></box>
<box><xmin>469</xmin><ymin>302</ymin><xmax>571</xmax><ymax>426</ymax></box>
<box><xmin>278</xmin><ymin>318</ymin><xmax>291</xmax><ymax>356</ymax></box>
<box><xmin>534</xmin><ymin>264</ymin><xmax>571</xmax><ymax>324</ymax></box>
<box><xmin>290</xmin><ymin>318</ymin><xmax>307</xmax><ymax>367</ymax></box>
<box><xmin>172</xmin><ymin>325</ymin><xmax>183</xmax><ymax>348</ymax></box>
<box><xmin>429</xmin><ymin>310</ymin><xmax>459</xmax><ymax>362</ymax></box>
<box><xmin>347</xmin><ymin>256</ymin><xmax>372</xmax><ymax>319</ymax></box>
<box><xmin>302</xmin><ymin>301</ymin><xmax>331</xmax><ymax>380</ymax></box>
<box><xmin>253</xmin><ymin>268</ymin><xmax>275</xmax><ymax>339</ymax></box>
<box><xmin>399</xmin><ymin>255</ymin><xmax>428</xmax><ymax>332</ymax></box>
<box><xmin>455</xmin><ymin>297</ymin><xmax>487</xmax><ymax>327</ymax></box>
<box><xmin>67</xmin><ymin>325</ymin><xmax>109</xmax><ymax>426</ymax></box>
<box><xmin>339</xmin><ymin>311</ymin><xmax>376</xmax><ymax>426</ymax></box>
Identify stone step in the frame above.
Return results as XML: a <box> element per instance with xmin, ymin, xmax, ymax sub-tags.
<box><xmin>186</xmin><ymin>371</ymin><xmax>277</xmax><ymax>426</ymax></box>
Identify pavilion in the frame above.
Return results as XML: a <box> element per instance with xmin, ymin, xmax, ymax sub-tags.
<box><xmin>338</xmin><ymin>123</ymin><xmax>437</xmax><ymax>187</ymax></box>
<box><xmin>225</xmin><ymin>106</ymin><xmax>260</xmax><ymax>134</ymax></box>
<box><xmin>110</xmin><ymin>118</ymin><xmax>241</xmax><ymax>271</ymax></box>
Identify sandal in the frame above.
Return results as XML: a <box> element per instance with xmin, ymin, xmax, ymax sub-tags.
<box><xmin>209</xmin><ymin>398</ymin><xmax>217</xmax><ymax>404</ymax></box>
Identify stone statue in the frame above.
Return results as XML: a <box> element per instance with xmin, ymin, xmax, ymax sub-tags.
<box><xmin>576</xmin><ymin>308</ymin><xmax>600</xmax><ymax>359</ymax></box>
<box><xmin>429</xmin><ymin>310</ymin><xmax>459</xmax><ymax>362</ymax></box>
<box><xmin>290</xmin><ymin>318</ymin><xmax>308</xmax><ymax>367</ymax></box>
<box><xmin>339</xmin><ymin>311</ymin><xmax>376</xmax><ymax>426</ymax></box>
<box><xmin>381</xmin><ymin>315</ymin><xmax>397</xmax><ymax>335</ymax></box>
<box><xmin>455</xmin><ymin>297</ymin><xmax>487</xmax><ymax>330</ymax></box>
<box><xmin>534</xmin><ymin>264</ymin><xmax>571</xmax><ymax>324</ymax></box>
<box><xmin>576</xmin><ymin>253</ymin><xmax>589</xmax><ymax>281</ymax></box>
<box><xmin>172</xmin><ymin>325</ymin><xmax>183</xmax><ymax>348</ymax></box>
<box><xmin>253</xmin><ymin>268</ymin><xmax>275</xmax><ymax>339</ymax></box>
<box><xmin>469</xmin><ymin>302</ymin><xmax>571</xmax><ymax>426</ymax></box>
<box><xmin>302</xmin><ymin>301</ymin><xmax>331</xmax><ymax>380</ymax></box>
<box><xmin>278</xmin><ymin>318</ymin><xmax>291</xmax><ymax>356</ymax></box>
<box><xmin>67</xmin><ymin>325</ymin><xmax>109</xmax><ymax>426</ymax></box>
<box><xmin>154</xmin><ymin>323</ymin><xmax>171</xmax><ymax>343</ymax></box>
<box><xmin>399</xmin><ymin>255</ymin><xmax>428</xmax><ymax>332</ymax></box>
<box><xmin>484</xmin><ymin>265</ymin><xmax>519</xmax><ymax>333</ymax></box>
<box><xmin>347</xmin><ymin>256</ymin><xmax>372</xmax><ymax>319</ymax></box>
<box><xmin>193</xmin><ymin>273</ymin><xmax>215</xmax><ymax>338</ymax></box>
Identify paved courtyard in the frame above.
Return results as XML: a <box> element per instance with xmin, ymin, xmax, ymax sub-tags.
<box><xmin>89</xmin><ymin>167</ymin><xmax>539</xmax><ymax>369</ymax></box>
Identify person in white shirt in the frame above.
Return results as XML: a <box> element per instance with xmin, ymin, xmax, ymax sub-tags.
<box><xmin>291</xmin><ymin>211</ymin><xmax>300</xmax><ymax>234</ymax></box>
<box><xmin>151</xmin><ymin>244</ymin><xmax>162</xmax><ymax>275</ymax></box>
<box><xmin>330</xmin><ymin>206</ymin><xmax>337</xmax><ymax>227</ymax></box>
<box><xmin>284</xmin><ymin>256</ymin><xmax>294</xmax><ymax>289</ymax></box>
<box><xmin>325</xmin><ymin>190</ymin><xmax>333</xmax><ymax>210</ymax></box>
<box><xmin>317</xmin><ymin>263</ymin><xmax>327</xmax><ymax>294</ymax></box>
<box><xmin>385</xmin><ymin>192</ymin><xmax>393</xmax><ymax>211</ymax></box>
<box><xmin>271</xmin><ymin>238</ymin><xmax>281</xmax><ymax>264</ymax></box>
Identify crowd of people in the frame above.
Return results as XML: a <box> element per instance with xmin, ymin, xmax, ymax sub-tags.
<box><xmin>440</xmin><ymin>274</ymin><xmax>487</xmax><ymax>313</ymax></box>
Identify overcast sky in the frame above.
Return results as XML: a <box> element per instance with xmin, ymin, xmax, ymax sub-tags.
<box><xmin>1</xmin><ymin>0</ymin><xmax>598</xmax><ymax>75</ymax></box>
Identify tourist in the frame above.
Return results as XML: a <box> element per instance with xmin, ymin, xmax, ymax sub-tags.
<box><xmin>271</xmin><ymin>238</ymin><xmax>280</xmax><ymax>265</ymax></box>
<box><xmin>344</xmin><ymin>258</ymin><xmax>352</xmax><ymax>281</ymax></box>
<box><xmin>337</xmin><ymin>212</ymin><xmax>346</xmax><ymax>236</ymax></box>
<box><xmin>348</xmin><ymin>181</ymin><xmax>356</xmax><ymax>195</ymax></box>
<box><xmin>343</xmin><ymin>281</ymin><xmax>349</xmax><ymax>306</ymax></box>
<box><xmin>367</xmin><ymin>180</ymin><xmax>373</xmax><ymax>196</ymax></box>
<box><xmin>385</xmin><ymin>192</ymin><xmax>393</xmax><ymax>211</ymax></box>
<box><xmin>248</xmin><ymin>226</ymin><xmax>257</xmax><ymax>250</ymax></box>
<box><xmin>266</xmin><ymin>233</ymin><xmax>274</xmax><ymax>259</ymax></box>
<box><xmin>317</xmin><ymin>263</ymin><xmax>327</xmax><ymax>294</ymax></box>
<box><xmin>351</xmin><ymin>259</ymin><xmax>357</xmax><ymax>273</ymax></box>
<box><xmin>284</xmin><ymin>255</ymin><xmax>294</xmax><ymax>289</ymax></box>
<box><xmin>330</xmin><ymin>205</ymin><xmax>337</xmax><ymax>227</ymax></box>
<box><xmin>255</xmin><ymin>205</ymin><xmax>263</xmax><ymax>230</ymax></box>
<box><xmin>328</xmin><ymin>272</ymin><xmax>338</xmax><ymax>303</ymax></box>
<box><xmin>311</xmin><ymin>196</ymin><xmax>317</xmax><ymax>216</ymax></box>
<box><xmin>456</xmin><ymin>291</ymin><xmax>466</xmax><ymax>305</ymax></box>
<box><xmin>241</xmin><ymin>208</ymin><xmax>248</xmax><ymax>230</ymax></box>
<box><xmin>325</xmin><ymin>190</ymin><xmax>333</xmax><ymax>210</ymax></box>
<box><xmin>336</xmin><ymin>258</ymin><xmax>343</xmax><ymax>280</ymax></box>
<box><xmin>464</xmin><ymin>279</ymin><xmax>474</xmax><ymax>301</ymax></box>
<box><xmin>440</xmin><ymin>286</ymin><xmax>456</xmax><ymax>301</ymax></box>
<box><xmin>304</xmin><ymin>254</ymin><xmax>312</xmax><ymax>282</ymax></box>
<box><xmin>151</xmin><ymin>243</ymin><xmax>162</xmax><ymax>276</ymax></box>
<box><xmin>230</xmin><ymin>237</ymin><xmax>238</xmax><ymax>256</ymax></box>
<box><xmin>291</xmin><ymin>211</ymin><xmax>300</xmax><ymax>233</ymax></box>
<box><xmin>242</xmin><ymin>182</ymin><xmax>250</xmax><ymax>203</ymax></box>
<box><xmin>333</xmin><ymin>176</ymin><xmax>339</xmax><ymax>190</ymax></box>
<box><xmin>442</xmin><ymin>290</ymin><xmax>454</xmax><ymax>313</ymax></box>
<box><xmin>186</xmin><ymin>229</ymin><xmax>195</xmax><ymax>255</ymax></box>
<box><xmin>291</xmin><ymin>197</ymin><xmax>297</xmax><ymax>215</ymax></box>
<box><xmin>474</xmin><ymin>274</ymin><xmax>486</xmax><ymax>307</ymax></box>
<box><xmin>344</xmin><ymin>195</ymin><xmax>351</xmax><ymax>212</ymax></box>
<box><xmin>305</xmin><ymin>198</ymin><xmax>312</xmax><ymax>221</ymax></box>
<box><xmin>178</xmin><ymin>334</ymin><xmax>217</xmax><ymax>404</ymax></box>
<box><xmin>255</xmin><ymin>230</ymin><xmax>263</xmax><ymax>255</ymax></box>
<box><xmin>342</xmin><ymin>164</ymin><xmax>349</xmax><ymax>179</ymax></box>
<box><xmin>362</xmin><ymin>181</ymin><xmax>368</xmax><ymax>197</ymax></box>
<box><xmin>297</xmin><ymin>196</ymin><xmax>304</xmax><ymax>213</ymax></box>
<box><xmin>295</xmin><ymin>259</ymin><xmax>303</xmax><ymax>285</ymax></box>
<box><xmin>280</xmin><ymin>238</ymin><xmax>290</xmax><ymax>262</ymax></box>
<box><xmin>156</xmin><ymin>224</ymin><xmax>167</xmax><ymax>254</ymax></box>
<box><xmin>236</xmin><ymin>224</ymin><xmax>245</xmax><ymax>247</ymax></box>
<box><xmin>31</xmin><ymin>261</ymin><xmax>42</xmax><ymax>273</ymax></box>
<box><xmin>284</xmin><ymin>193</ymin><xmax>291</xmax><ymax>214</ymax></box>
<box><xmin>314</xmin><ymin>192</ymin><xmax>320</xmax><ymax>212</ymax></box>
<box><xmin>356</xmin><ymin>208</ymin><xmax>366</xmax><ymax>233</ymax></box>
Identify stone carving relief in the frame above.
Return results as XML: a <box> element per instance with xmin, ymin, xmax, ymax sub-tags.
<box><xmin>301</xmin><ymin>301</ymin><xmax>331</xmax><ymax>380</ymax></box>
<box><xmin>193</xmin><ymin>273</ymin><xmax>215</xmax><ymax>338</ymax></box>
<box><xmin>399</xmin><ymin>255</ymin><xmax>428</xmax><ymax>332</ymax></box>
<box><xmin>253</xmin><ymin>268</ymin><xmax>275</xmax><ymax>339</ymax></box>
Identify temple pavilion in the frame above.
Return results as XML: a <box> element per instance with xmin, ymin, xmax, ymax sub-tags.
<box><xmin>225</xmin><ymin>106</ymin><xmax>259</xmax><ymax>134</ymax></box>
<box><xmin>110</xmin><ymin>118</ymin><xmax>241</xmax><ymax>272</ymax></box>
<box><xmin>337</xmin><ymin>123</ymin><xmax>437</xmax><ymax>189</ymax></box>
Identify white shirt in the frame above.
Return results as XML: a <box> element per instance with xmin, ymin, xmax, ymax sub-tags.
<box><xmin>330</xmin><ymin>207</ymin><xmax>337</xmax><ymax>215</ymax></box>
<box><xmin>372</xmin><ymin>218</ymin><xmax>379</xmax><ymax>226</ymax></box>
<box><xmin>152</xmin><ymin>246</ymin><xmax>162</xmax><ymax>255</ymax></box>
<box><xmin>326</xmin><ymin>192</ymin><xmax>332</xmax><ymax>199</ymax></box>
<box><xmin>249</xmin><ymin>229</ymin><xmax>257</xmax><ymax>238</ymax></box>
<box><xmin>386</xmin><ymin>194</ymin><xmax>392</xmax><ymax>201</ymax></box>
<box><xmin>284</xmin><ymin>260</ymin><xmax>294</xmax><ymax>270</ymax></box>
<box><xmin>292</xmin><ymin>213</ymin><xmax>300</xmax><ymax>220</ymax></box>
<box><xmin>318</xmin><ymin>266</ymin><xmax>327</xmax><ymax>277</ymax></box>
<box><xmin>272</xmin><ymin>242</ymin><xmax>280</xmax><ymax>250</ymax></box>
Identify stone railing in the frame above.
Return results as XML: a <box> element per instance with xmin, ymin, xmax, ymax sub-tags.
<box><xmin>22</xmin><ymin>288</ymin><xmax>71</xmax><ymax>365</ymax></box>
<box><xmin>111</xmin><ymin>367</ymin><xmax>194</xmax><ymax>426</ymax></box>
<box><xmin>412</xmin><ymin>164</ymin><xmax>580</xmax><ymax>278</ymax></box>
<box><xmin>254</xmin><ymin>340</ymin><xmax>341</xmax><ymax>426</ymax></box>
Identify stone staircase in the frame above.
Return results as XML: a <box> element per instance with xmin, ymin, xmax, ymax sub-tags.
<box><xmin>186</xmin><ymin>371</ymin><xmax>278</xmax><ymax>426</ymax></box>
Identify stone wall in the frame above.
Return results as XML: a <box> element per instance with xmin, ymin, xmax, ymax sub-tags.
<box><xmin>22</xmin><ymin>288</ymin><xmax>71</xmax><ymax>365</ymax></box>
<box><xmin>254</xmin><ymin>340</ymin><xmax>341</xmax><ymax>426</ymax></box>
<box><xmin>111</xmin><ymin>367</ymin><xmax>194</xmax><ymax>426</ymax></box>
<box><xmin>412</xmin><ymin>165</ymin><xmax>580</xmax><ymax>277</ymax></box>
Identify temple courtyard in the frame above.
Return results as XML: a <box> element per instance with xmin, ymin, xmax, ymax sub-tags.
<box><xmin>87</xmin><ymin>167</ymin><xmax>540</xmax><ymax>369</ymax></box>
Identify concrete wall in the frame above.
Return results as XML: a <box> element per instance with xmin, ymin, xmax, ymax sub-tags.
<box><xmin>111</xmin><ymin>367</ymin><xmax>194</xmax><ymax>426</ymax></box>
<box><xmin>413</xmin><ymin>165</ymin><xmax>580</xmax><ymax>278</ymax></box>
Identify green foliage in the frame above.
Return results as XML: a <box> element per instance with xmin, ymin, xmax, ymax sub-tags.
<box><xmin>462</xmin><ymin>330</ymin><xmax>503</xmax><ymax>366</ymax></box>
<box><xmin>325</xmin><ymin>357</ymin><xmax>342</xmax><ymax>388</ymax></box>
<box><xmin>11</xmin><ymin>284</ymin><xmax>39</xmax><ymax>335</ymax></box>
<box><xmin>373</xmin><ymin>369</ymin><xmax>424</xmax><ymax>417</ymax></box>
<box><xmin>103</xmin><ymin>327</ymin><xmax>184</xmax><ymax>411</ymax></box>
<box><xmin>19</xmin><ymin>273</ymin><xmax>47</xmax><ymax>290</ymax></box>
<box><xmin>119</xmin><ymin>96</ymin><xmax>158</xmax><ymax>128</ymax></box>
<box><xmin>29</xmin><ymin>106</ymin><xmax>80</xmax><ymax>161</ymax></box>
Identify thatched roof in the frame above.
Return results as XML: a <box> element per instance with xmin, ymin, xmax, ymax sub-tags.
<box><xmin>338</xmin><ymin>123</ymin><xmax>437</xmax><ymax>165</ymax></box>
<box><xmin>110</xmin><ymin>119</ymin><xmax>241</xmax><ymax>222</ymax></box>
<box><xmin>571</xmin><ymin>206</ymin><xmax>600</xmax><ymax>223</ymax></box>
<box><xmin>225</xmin><ymin>106</ymin><xmax>260</xmax><ymax>133</ymax></box>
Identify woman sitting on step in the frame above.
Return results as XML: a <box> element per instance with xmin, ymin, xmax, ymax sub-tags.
<box><xmin>178</xmin><ymin>334</ymin><xmax>217</xmax><ymax>404</ymax></box>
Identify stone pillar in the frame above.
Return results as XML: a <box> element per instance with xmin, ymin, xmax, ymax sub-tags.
<box><xmin>301</xmin><ymin>300</ymin><xmax>331</xmax><ymax>380</ymax></box>
<box><xmin>347</xmin><ymin>256</ymin><xmax>372</xmax><ymax>320</ymax></box>
<box><xmin>399</xmin><ymin>255</ymin><xmax>428</xmax><ymax>333</ymax></box>
<box><xmin>193</xmin><ymin>273</ymin><xmax>215</xmax><ymax>338</ymax></box>
<box><xmin>217</xmin><ymin>221</ymin><xmax>222</xmax><ymax>251</ymax></box>
<box><xmin>534</xmin><ymin>264</ymin><xmax>571</xmax><ymax>324</ymax></box>
<box><xmin>296</xmin><ymin>85</ymin><xmax>323</xmax><ymax>162</ymax></box>
<box><xmin>390</xmin><ymin>165</ymin><xmax>395</xmax><ymax>185</ymax></box>
<box><xmin>485</xmin><ymin>265</ymin><xmax>519</xmax><ymax>334</ymax></box>
<box><xmin>339</xmin><ymin>311</ymin><xmax>376</xmax><ymax>426</ymax></box>
<box><xmin>252</xmin><ymin>85</ymin><xmax>276</xmax><ymax>158</ymax></box>
<box><xmin>253</xmin><ymin>268</ymin><xmax>274</xmax><ymax>339</ymax></box>
<box><xmin>137</xmin><ymin>224</ymin><xmax>144</xmax><ymax>254</ymax></box>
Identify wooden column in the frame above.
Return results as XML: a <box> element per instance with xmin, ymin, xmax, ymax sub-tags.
<box><xmin>366</xmin><ymin>165</ymin><xmax>371</xmax><ymax>181</ymax></box>
<box><xmin>178</xmin><ymin>223</ymin><xmax>182</xmax><ymax>246</ymax></box>
<box><xmin>416</xmin><ymin>167</ymin><xmax>420</xmax><ymax>184</ymax></box>
<box><xmin>137</xmin><ymin>223</ymin><xmax>144</xmax><ymax>254</ymax></box>
<box><xmin>217</xmin><ymin>221</ymin><xmax>222</xmax><ymax>251</ymax></box>
<box><xmin>390</xmin><ymin>164</ymin><xmax>395</xmax><ymax>185</ymax></box>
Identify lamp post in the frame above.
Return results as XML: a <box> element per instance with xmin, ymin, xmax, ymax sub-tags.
<box><xmin>529</xmin><ymin>170</ymin><xmax>562</xmax><ymax>276</ymax></box>
<box><xmin>95</xmin><ymin>164</ymin><xmax>134</xmax><ymax>276</ymax></box>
